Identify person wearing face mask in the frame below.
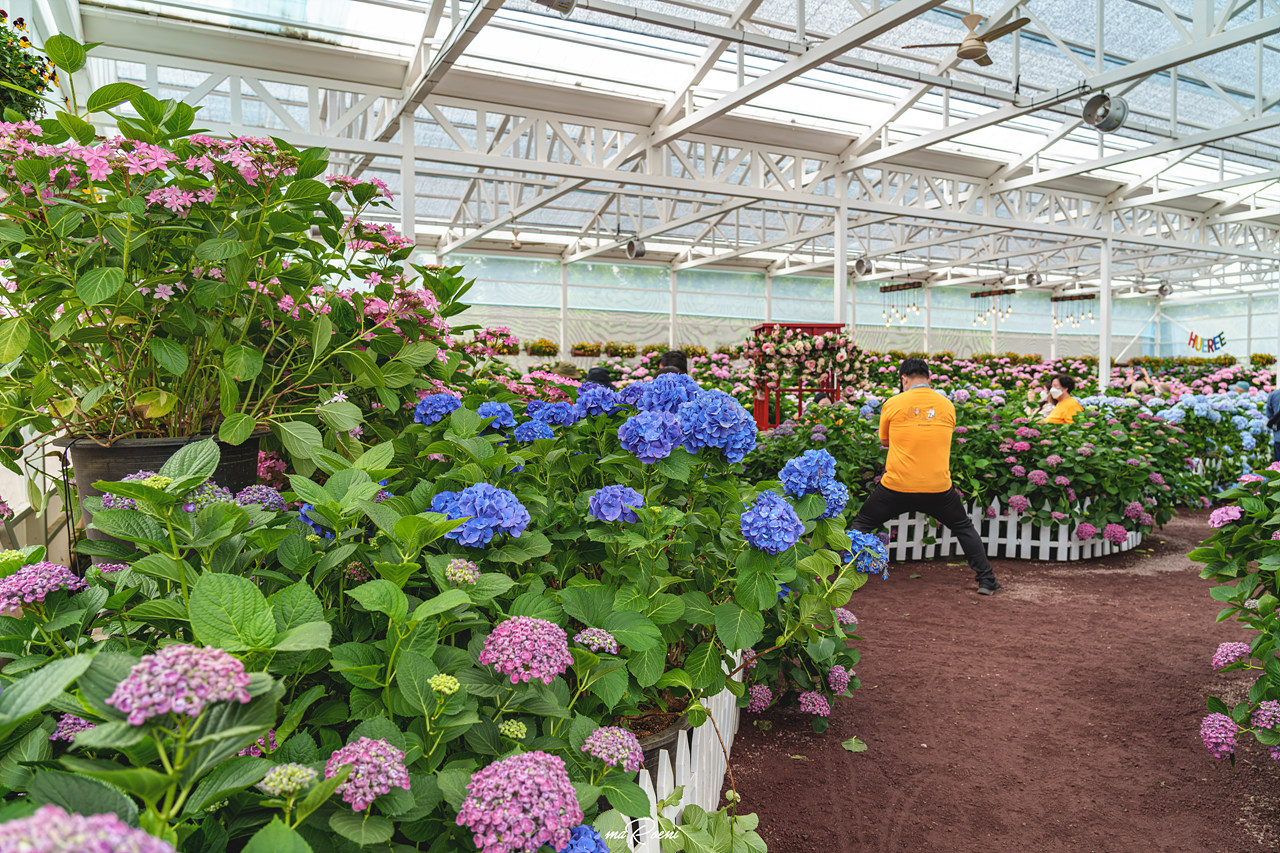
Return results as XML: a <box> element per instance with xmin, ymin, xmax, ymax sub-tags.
<box><xmin>1042</xmin><ymin>374</ymin><xmax>1083</xmax><ymax>424</ymax></box>
<box><xmin>847</xmin><ymin>358</ymin><xmax>1001</xmax><ymax>595</ymax></box>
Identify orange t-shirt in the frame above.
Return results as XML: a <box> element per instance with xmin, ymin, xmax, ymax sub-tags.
<box><xmin>879</xmin><ymin>386</ymin><xmax>955</xmax><ymax>493</ymax></box>
<box><xmin>1043</xmin><ymin>395</ymin><xmax>1083</xmax><ymax>425</ymax></box>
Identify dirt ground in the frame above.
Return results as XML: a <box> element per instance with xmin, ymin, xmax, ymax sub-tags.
<box><xmin>725</xmin><ymin>509</ymin><xmax>1280</xmax><ymax>853</ymax></box>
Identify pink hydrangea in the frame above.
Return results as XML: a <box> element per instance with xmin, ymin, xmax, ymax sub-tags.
<box><xmin>478</xmin><ymin>616</ymin><xmax>572</xmax><ymax>684</ymax></box>
<box><xmin>1102</xmin><ymin>523</ymin><xmax>1128</xmax><ymax>545</ymax></box>
<box><xmin>746</xmin><ymin>684</ymin><xmax>772</xmax><ymax>713</ymax></box>
<box><xmin>237</xmin><ymin>729</ymin><xmax>276</xmax><ymax>757</ymax></box>
<box><xmin>1200</xmin><ymin>713</ymin><xmax>1237</xmax><ymax>760</ymax></box>
<box><xmin>1212</xmin><ymin>642</ymin><xmax>1251</xmax><ymax>671</ymax></box>
<box><xmin>105</xmin><ymin>644</ymin><xmax>251</xmax><ymax>725</ymax></box>
<box><xmin>1045</xmin><ymin>454</ymin><xmax>1063</xmax><ymax>466</ymax></box>
<box><xmin>325</xmin><ymin>737</ymin><xmax>411</xmax><ymax>812</ymax></box>
<box><xmin>581</xmin><ymin>726</ymin><xmax>643</xmax><ymax>772</ymax></box>
<box><xmin>1011</xmin><ymin>441</ymin><xmax>1031</xmax><ymax>452</ymax></box>
<box><xmin>1208</xmin><ymin>506</ymin><xmax>1243</xmax><ymax>528</ymax></box>
<box><xmin>1027</xmin><ymin>470</ymin><xmax>1049</xmax><ymax>486</ymax></box>
<box><xmin>1240</xmin><ymin>473</ymin><xmax>1266</xmax><ymax>484</ymax></box>
<box><xmin>1007</xmin><ymin>495</ymin><xmax>1031</xmax><ymax>513</ymax></box>
<box><xmin>832</xmin><ymin>607</ymin><xmax>857</xmax><ymax>626</ymax></box>
<box><xmin>1253</xmin><ymin>700</ymin><xmax>1280</xmax><ymax>730</ymax></box>
<box><xmin>1123</xmin><ymin>501</ymin><xmax>1143</xmax><ymax>520</ymax></box>
<box><xmin>1011</xmin><ymin>465</ymin><xmax>1026</xmax><ymax>478</ymax></box>
<box><xmin>828</xmin><ymin>665</ymin><xmax>851</xmax><ymax>693</ymax></box>
<box><xmin>1075</xmin><ymin>522</ymin><xmax>1098</xmax><ymax>541</ymax></box>
<box><xmin>0</xmin><ymin>805</ymin><xmax>175</xmax><ymax>853</ymax></box>
<box><xmin>0</xmin><ymin>561</ymin><xmax>86</xmax><ymax>612</ymax></box>
<box><xmin>798</xmin><ymin>691</ymin><xmax>831</xmax><ymax>717</ymax></box>
<box><xmin>573</xmin><ymin>627</ymin><xmax>618</xmax><ymax>654</ymax></box>
<box><xmin>456</xmin><ymin>751</ymin><xmax>582</xmax><ymax>853</ymax></box>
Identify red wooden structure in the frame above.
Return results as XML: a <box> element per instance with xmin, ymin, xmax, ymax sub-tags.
<box><xmin>750</xmin><ymin>322</ymin><xmax>847</xmax><ymax>430</ymax></box>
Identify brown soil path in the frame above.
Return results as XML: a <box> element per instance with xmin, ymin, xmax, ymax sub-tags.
<box><xmin>726</xmin><ymin>510</ymin><xmax>1280</xmax><ymax>853</ymax></box>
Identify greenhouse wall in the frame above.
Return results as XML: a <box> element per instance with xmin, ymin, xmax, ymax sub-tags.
<box><xmin>1156</xmin><ymin>295</ymin><xmax>1280</xmax><ymax>360</ymax></box>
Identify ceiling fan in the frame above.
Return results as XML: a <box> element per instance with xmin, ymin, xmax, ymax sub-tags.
<box><xmin>902</xmin><ymin>4</ymin><xmax>1030</xmax><ymax>67</ymax></box>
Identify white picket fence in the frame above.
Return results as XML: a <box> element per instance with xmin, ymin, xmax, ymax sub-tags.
<box><xmin>882</xmin><ymin>498</ymin><xmax>1144</xmax><ymax>563</ymax></box>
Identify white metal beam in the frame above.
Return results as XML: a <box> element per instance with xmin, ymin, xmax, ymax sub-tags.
<box><xmin>563</xmin><ymin>198</ymin><xmax>754</xmax><ymax>263</ymax></box>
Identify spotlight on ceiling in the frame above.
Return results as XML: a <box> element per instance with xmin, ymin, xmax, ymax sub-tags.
<box><xmin>510</xmin><ymin>230</ymin><xmax>523</xmax><ymax>251</ymax></box>
<box><xmin>1024</xmin><ymin>271</ymin><xmax>1043</xmax><ymax>287</ymax></box>
<box><xmin>531</xmin><ymin>0</ymin><xmax>577</xmax><ymax>16</ymax></box>
<box><xmin>625</xmin><ymin>238</ymin><xmax>646</xmax><ymax>259</ymax></box>
<box><xmin>853</xmin><ymin>257</ymin><xmax>875</xmax><ymax>276</ymax></box>
<box><xmin>1083</xmin><ymin>93</ymin><xmax>1128</xmax><ymax>133</ymax></box>
<box><xmin>1157</xmin><ymin>283</ymin><xmax>1172</xmax><ymax>298</ymax></box>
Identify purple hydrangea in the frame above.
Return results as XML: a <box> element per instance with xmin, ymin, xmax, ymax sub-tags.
<box><xmin>1212</xmin><ymin>641</ymin><xmax>1251</xmax><ymax>670</ymax></box>
<box><xmin>1011</xmin><ymin>465</ymin><xmax>1026</xmax><ymax>478</ymax></box>
<box><xmin>1007</xmin><ymin>495</ymin><xmax>1031</xmax><ymax>513</ymax></box>
<box><xmin>479</xmin><ymin>616</ymin><xmax>573</xmax><ymax>684</ymax></box>
<box><xmin>559</xmin><ymin>825</ymin><xmax>610</xmax><ymax>853</ymax></box>
<box><xmin>325</xmin><ymin>737</ymin><xmax>411</xmax><ymax>812</ymax></box>
<box><xmin>183</xmin><ymin>482</ymin><xmax>234</xmax><ymax>512</ymax></box>
<box><xmin>1138</xmin><ymin>512</ymin><xmax>1155</xmax><ymax>527</ymax></box>
<box><xmin>588</xmin><ymin>485</ymin><xmax>645</xmax><ymax>523</ymax></box>
<box><xmin>1209</xmin><ymin>506</ymin><xmax>1243</xmax><ymax>528</ymax></box>
<box><xmin>235</xmin><ymin>484</ymin><xmax>285</xmax><ymax>511</ymax></box>
<box><xmin>237</xmin><ymin>729</ymin><xmax>277</xmax><ymax>757</ymax></box>
<box><xmin>1201</xmin><ymin>712</ymin><xmax>1237</xmax><ymax>759</ymax></box>
<box><xmin>779</xmin><ymin>450</ymin><xmax>837</xmax><ymax>498</ymax></box>
<box><xmin>456</xmin><ymin>751</ymin><xmax>582</xmax><ymax>853</ymax></box>
<box><xmin>1102</xmin><ymin>523</ymin><xmax>1128</xmax><ymax>545</ymax></box>
<box><xmin>258</xmin><ymin>763</ymin><xmax>318</xmax><ymax>797</ymax></box>
<box><xmin>100</xmin><ymin>470</ymin><xmax>164</xmax><ymax>510</ymax></box>
<box><xmin>513</xmin><ymin>419</ymin><xmax>554</xmax><ymax>441</ymax></box>
<box><xmin>677</xmin><ymin>389</ymin><xmax>757</xmax><ymax>463</ymax></box>
<box><xmin>634</xmin><ymin>373</ymin><xmax>702</xmax><ymax>414</ymax></box>
<box><xmin>828</xmin><ymin>665</ymin><xmax>851</xmax><ymax>693</ymax></box>
<box><xmin>798</xmin><ymin>691</ymin><xmax>831</xmax><ymax>717</ymax></box>
<box><xmin>1075</xmin><ymin>522</ymin><xmax>1098</xmax><ymax>541</ymax></box>
<box><xmin>573</xmin><ymin>627</ymin><xmax>618</xmax><ymax>654</ymax></box>
<box><xmin>95</xmin><ymin>563</ymin><xmax>129</xmax><ymax>574</ymax></box>
<box><xmin>1027</xmin><ymin>470</ymin><xmax>1049</xmax><ymax>486</ymax></box>
<box><xmin>446</xmin><ymin>558</ymin><xmax>481</xmax><ymax>585</ymax></box>
<box><xmin>50</xmin><ymin>713</ymin><xmax>96</xmax><ymax>743</ymax></box>
<box><xmin>414</xmin><ymin>393</ymin><xmax>462</xmax><ymax>425</ymax></box>
<box><xmin>581</xmin><ymin>725</ymin><xmax>644</xmax><ymax>772</ymax></box>
<box><xmin>1253</xmin><ymin>700</ymin><xmax>1280</xmax><ymax>730</ymax></box>
<box><xmin>740</xmin><ymin>492</ymin><xmax>804</xmax><ymax>555</ymax></box>
<box><xmin>1149</xmin><ymin>472</ymin><xmax>1165</xmax><ymax>485</ymax></box>
<box><xmin>477</xmin><ymin>401</ymin><xmax>516</xmax><ymax>430</ymax></box>
<box><xmin>105</xmin><ymin>644</ymin><xmax>252</xmax><ymax>725</ymax></box>
<box><xmin>833</xmin><ymin>607</ymin><xmax>857</xmax><ymax>626</ymax></box>
<box><xmin>1122</xmin><ymin>501</ymin><xmax>1144</xmax><ymax>520</ymax></box>
<box><xmin>618</xmin><ymin>410</ymin><xmax>683</xmax><ymax>464</ymax></box>
<box><xmin>431</xmin><ymin>483</ymin><xmax>530</xmax><ymax>546</ymax></box>
<box><xmin>0</xmin><ymin>806</ymin><xmax>176</xmax><ymax>853</ymax></box>
<box><xmin>746</xmin><ymin>684</ymin><xmax>772</xmax><ymax>713</ymax></box>
<box><xmin>576</xmin><ymin>383</ymin><xmax>622</xmax><ymax>417</ymax></box>
<box><xmin>0</xmin><ymin>562</ymin><xmax>86</xmax><ymax>612</ymax></box>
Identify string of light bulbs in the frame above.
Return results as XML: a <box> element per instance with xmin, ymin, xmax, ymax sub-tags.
<box><xmin>878</xmin><ymin>282</ymin><xmax>922</xmax><ymax>327</ymax></box>
<box><xmin>1051</xmin><ymin>293</ymin><xmax>1096</xmax><ymax>329</ymax></box>
<box><xmin>969</xmin><ymin>286</ymin><xmax>1016</xmax><ymax>326</ymax></box>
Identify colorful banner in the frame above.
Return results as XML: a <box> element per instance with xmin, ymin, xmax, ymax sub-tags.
<box><xmin>1188</xmin><ymin>331</ymin><xmax>1227</xmax><ymax>353</ymax></box>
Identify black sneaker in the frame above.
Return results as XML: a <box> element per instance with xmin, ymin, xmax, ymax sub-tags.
<box><xmin>977</xmin><ymin>578</ymin><xmax>1002</xmax><ymax>595</ymax></box>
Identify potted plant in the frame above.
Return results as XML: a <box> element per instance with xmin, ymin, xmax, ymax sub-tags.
<box><xmin>571</xmin><ymin>341</ymin><xmax>601</xmax><ymax>357</ymax></box>
<box><xmin>641</xmin><ymin>342</ymin><xmax>666</xmax><ymax>356</ymax></box>
<box><xmin>603</xmin><ymin>340</ymin><xmax>635</xmax><ymax>359</ymax></box>
<box><xmin>525</xmin><ymin>337</ymin><xmax>559</xmax><ymax>357</ymax></box>
<box><xmin>0</xmin><ymin>36</ymin><xmax>464</xmax><ymax>514</ymax></box>
<box><xmin>0</xmin><ymin>13</ymin><xmax>56</xmax><ymax>120</ymax></box>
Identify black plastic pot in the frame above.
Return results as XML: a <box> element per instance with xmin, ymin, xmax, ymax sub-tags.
<box><xmin>637</xmin><ymin>714</ymin><xmax>691</xmax><ymax>781</ymax></box>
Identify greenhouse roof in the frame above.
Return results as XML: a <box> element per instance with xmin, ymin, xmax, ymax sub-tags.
<box><xmin>33</xmin><ymin>0</ymin><xmax>1280</xmax><ymax>302</ymax></box>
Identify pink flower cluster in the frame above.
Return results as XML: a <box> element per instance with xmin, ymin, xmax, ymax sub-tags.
<box><xmin>105</xmin><ymin>644</ymin><xmax>252</xmax><ymax>725</ymax></box>
<box><xmin>1212</xmin><ymin>642</ymin><xmax>1251</xmax><ymax>671</ymax></box>
<box><xmin>1006</xmin><ymin>494</ymin><xmax>1031</xmax><ymax>513</ymax></box>
<box><xmin>581</xmin><ymin>725</ymin><xmax>644</xmax><ymax>772</ymax></box>
<box><xmin>573</xmin><ymin>627</ymin><xmax>618</xmax><ymax>654</ymax></box>
<box><xmin>746</xmin><ymin>684</ymin><xmax>773</xmax><ymax>713</ymax></box>
<box><xmin>1200</xmin><ymin>712</ymin><xmax>1238</xmax><ymax>759</ymax></box>
<box><xmin>1102</xmin><ymin>523</ymin><xmax>1128</xmax><ymax>545</ymax></box>
<box><xmin>832</xmin><ymin>607</ymin><xmax>857</xmax><ymax>626</ymax></box>
<box><xmin>828</xmin><ymin>665</ymin><xmax>851</xmax><ymax>693</ymax></box>
<box><xmin>0</xmin><ymin>805</ymin><xmax>176</xmax><ymax>853</ymax></box>
<box><xmin>257</xmin><ymin>451</ymin><xmax>288</xmax><ymax>490</ymax></box>
<box><xmin>478</xmin><ymin>616</ymin><xmax>573</xmax><ymax>684</ymax></box>
<box><xmin>445</xmin><ymin>558</ymin><xmax>480</xmax><ymax>585</ymax></box>
<box><xmin>456</xmin><ymin>751</ymin><xmax>583</xmax><ymax>853</ymax></box>
<box><xmin>325</xmin><ymin>737</ymin><xmax>411</xmax><ymax>812</ymax></box>
<box><xmin>1075</xmin><ymin>522</ymin><xmax>1098</xmax><ymax>541</ymax></box>
<box><xmin>1252</xmin><ymin>700</ymin><xmax>1280</xmax><ymax>730</ymax></box>
<box><xmin>798</xmin><ymin>690</ymin><xmax>831</xmax><ymax>717</ymax></box>
<box><xmin>1208</xmin><ymin>505</ymin><xmax>1243</xmax><ymax>528</ymax></box>
<box><xmin>237</xmin><ymin>728</ymin><xmax>277</xmax><ymax>757</ymax></box>
<box><xmin>49</xmin><ymin>713</ymin><xmax>96</xmax><ymax>743</ymax></box>
<box><xmin>0</xmin><ymin>561</ymin><xmax>86</xmax><ymax>612</ymax></box>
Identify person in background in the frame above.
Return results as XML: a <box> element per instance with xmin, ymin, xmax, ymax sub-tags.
<box><xmin>1126</xmin><ymin>365</ymin><xmax>1152</xmax><ymax>395</ymax></box>
<box><xmin>584</xmin><ymin>366</ymin><xmax>614</xmax><ymax>388</ymax></box>
<box><xmin>1026</xmin><ymin>381</ymin><xmax>1055</xmax><ymax>419</ymax></box>
<box><xmin>657</xmin><ymin>350</ymin><xmax>688</xmax><ymax>374</ymax></box>
<box><xmin>549</xmin><ymin>361</ymin><xmax>581</xmax><ymax>381</ymax></box>
<box><xmin>812</xmin><ymin>391</ymin><xmax>833</xmax><ymax>407</ymax></box>
<box><xmin>1042</xmin><ymin>374</ymin><xmax>1083</xmax><ymax>425</ymax></box>
<box><xmin>1265</xmin><ymin>384</ymin><xmax>1280</xmax><ymax>462</ymax></box>
<box><xmin>847</xmin><ymin>358</ymin><xmax>1001</xmax><ymax>596</ymax></box>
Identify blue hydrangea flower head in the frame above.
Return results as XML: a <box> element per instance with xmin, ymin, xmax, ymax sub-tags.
<box><xmin>588</xmin><ymin>485</ymin><xmax>645</xmax><ymax>523</ymax></box>
<box><xmin>817</xmin><ymin>478</ymin><xmax>849</xmax><ymax>520</ymax></box>
<box><xmin>678</xmin><ymin>389</ymin><xmax>757</xmax><ymax>463</ymax></box>
<box><xmin>558</xmin><ymin>825</ymin><xmax>610</xmax><ymax>853</ymax></box>
<box><xmin>477</xmin><ymin>401</ymin><xmax>516</xmax><ymax>431</ymax></box>
<box><xmin>618</xmin><ymin>383</ymin><xmax>647</xmax><ymax>406</ymax></box>
<box><xmin>513</xmin><ymin>420</ymin><xmax>554</xmax><ymax>441</ymax></box>
<box><xmin>635</xmin><ymin>373</ymin><xmax>702</xmax><ymax>413</ymax></box>
<box><xmin>618</xmin><ymin>410</ymin><xmax>683</xmax><ymax>464</ymax></box>
<box><xmin>434</xmin><ymin>483</ymin><xmax>531</xmax><ymax>547</ymax></box>
<box><xmin>531</xmin><ymin>400</ymin><xmax>582</xmax><ymax>426</ymax></box>
<box><xmin>846</xmin><ymin>528</ymin><xmax>890</xmax><ymax>579</ymax></box>
<box><xmin>297</xmin><ymin>504</ymin><xmax>334</xmax><ymax>539</ymax></box>
<box><xmin>740</xmin><ymin>491</ymin><xmax>804</xmax><ymax>555</ymax></box>
<box><xmin>779</xmin><ymin>449</ymin><xmax>837</xmax><ymax>497</ymax></box>
<box><xmin>576</xmin><ymin>383</ymin><xmax>623</xmax><ymax>417</ymax></box>
<box><xmin>414</xmin><ymin>393</ymin><xmax>461</xmax><ymax>425</ymax></box>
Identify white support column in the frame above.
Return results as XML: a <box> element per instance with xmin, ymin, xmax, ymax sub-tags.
<box><xmin>669</xmin><ymin>268</ymin><xmax>678</xmax><ymax>348</ymax></box>
<box><xmin>923</xmin><ymin>285</ymin><xmax>931</xmax><ymax>353</ymax></box>
<box><xmin>1154</xmin><ymin>304</ymin><xmax>1162</xmax><ymax>357</ymax></box>
<box><xmin>764</xmin><ymin>273</ymin><xmax>773</xmax><ymax>322</ymax></box>
<box><xmin>834</xmin><ymin>206</ymin><xmax>848</xmax><ymax>328</ymax></box>
<box><xmin>1051</xmin><ymin>303</ymin><xmax>1058</xmax><ymax>361</ymax></box>
<box><xmin>1247</xmin><ymin>294</ymin><xmax>1254</xmax><ymax>357</ymax></box>
<box><xmin>991</xmin><ymin>301</ymin><xmax>998</xmax><ymax>355</ymax></box>
<box><xmin>559</xmin><ymin>262</ymin><xmax>569</xmax><ymax>357</ymax></box>
<box><xmin>1099</xmin><ymin>238</ymin><xmax>1113</xmax><ymax>391</ymax></box>
<box><xmin>399</xmin><ymin>115</ymin><xmax>416</xmax><ymax>274</ymax></box>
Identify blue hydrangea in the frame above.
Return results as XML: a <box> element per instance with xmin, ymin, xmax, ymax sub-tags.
<box><xmin>576</xmin><ymin>382</ymin><xmax>623</xmax><ymax>417</ymax></box>
<box><xmin>559</xmin><ymin>825</ymin><xmax>610</xmax><ymax>853</ymax></box>
<box><xmin>431</xmin><ymin>483</ymin><xmax>530</xmax><ymax>547</ymax></box>
<box><xmin>678</xmin><ymin>389</ymin><xmax>757</xmax><ymax>463</ymax></box>
<box><xmin>588</xmin><ymin>485</ymin><xmax>645</xmax><ymax>523</ymax></box>
<box><xmin>297</xmin><ymin>504</ymin><xmax>333</xmax><ymax>539</ymax></box>
<box><xmin>635</xmin><ymin>373</ymin><xmax>702</xmax><ymax>414</ymax></box>
<box><xmin>477</xmin><ymin>401</ymin><xmax>516</xmax><ymax>431</ymax></box>
<box><xmin>817</xmin><ymin>478</ymin><xmax>849</xmax><ymax>520</ymax></box>
<box><xmin>740</xmin><ymin>491</ymin><xmax>804</xmax><ymax>555</ymax></box>
<box><xmin>618</xmin><ymin>410</ymin><xmax>683</xmax><ymax>464</ymax></box>
<box><xmin>414</xmin><ymin>393</ymin><xmax>461</xmax><ymax>425</ymax></box>
<box><xmin>618</xmin><ymin>383</ymin><xmax>647</xmax><ymax>406</ymax></box>
<box><xmin>859</xmin><ymin>404</ymin><xmax>875</xmax><ymax>418</ymax></box>
<box><xmin>847</xmin><ymin>528</ymin><xmax>890</xmax><ymax>579</ymax></box>
<box><xmin>779</xmin><ymin>449</ymin><xmax>837</xmax><ymax>497</ymax></box>
<box><xmin>777</xmin><ymin>583</ymin><xmax>792</xmax><ymax>600</ymax></box>
<box><xmin>1243</xmin><ymin>434</ymin><xmax>1257</xmax><ymax>450</ymax></box>
<box><xmin>513</xmin><ymin>420</ymin><xmax>554</xmax><ymax>441</ymax></box>
<box><xmin>527</xmin><ymin>400</ymin><xmax>581</xmax><ymax>426</ymax></box>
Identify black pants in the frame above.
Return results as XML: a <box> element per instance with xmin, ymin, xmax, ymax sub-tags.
<box><xmin>1273</xmin><ymin>442</ymin><xmax>1280</xmax><ymax>463</ymax></box>
<box><xmin>850</xmin><ymin>484</ymin><xmax>995</xmax><ymax>581</ymax></box>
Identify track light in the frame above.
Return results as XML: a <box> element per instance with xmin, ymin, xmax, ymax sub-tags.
<box><xmin>531</xmin><ymin>0</ymin><xmax>577</xmax><ymax>15</ymax></box>
<box><xmin>1083</xmin><ymin>93</ymin><xmax>1128</xmax><ymax>133</ymax></box>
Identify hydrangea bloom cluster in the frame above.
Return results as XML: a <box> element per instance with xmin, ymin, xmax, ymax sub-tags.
<box><xmin>1149</xmin><ymin>472</ymin><xmax>1165</xmax><ymax>485</ymax></box>
<box><xmin>1102</xmin><ymin>523</ymin><xmax>1128</xmax><ymax>545</ymax></box>
<box><xmin>432</xmin><ymin>484</ymin><xmax>531</xmax><ymax>546</ymax></box>
<box><xmin>746</xmin><ymin>684</ymin><xmax>773</xmax><ymax>713</ymax></box>
<box><xmin>798</xmin><ymin>691</ymin><xmax>831</xmax><ymax>717</ymax></box>
<box><xmin>237</xmin><ymin>729</ymin><xmax>276</xmax><ymax>757</ymax></box>
<box><xmin>634</xmin><ymin>373</ymin><xmax>702</xmax><ymax>413</ymax></box>
<box><xmin>479</xmin><ymin>616</ymin><xmax>573</xmax><ymax>684</ymax></box>
<box><xmin>235</xmin><ymin>484</ymin><xmax>285</xmax><ymax>511</ymax></box>
<box><xmin>1054</xmin><ymin>476</ymin><xmax>1070</xmax><ymax>487</ymax></box>
<box><xmin>618</xmin><ymin>410</ymin><xmax>683</xmax><ymax>464</ymax></box>
<box><xmin>833</xmin><ymin>607</ymin><xmax>858</xmax><ymax>626</ymax></box>
<box><xmin>455</xmin><ymin>751</ymin><xmax>582</xmax><ymax>853</ymax></box>
<box><xmin>429</xmin><ymin>674</ymin><xmax>460</xmax><ymax>695</ymax></box>
<box><xmin>49</xmin><ymin>713</ymin><xmax>96</xmax><ymax>743</ymax></box>
<box><xmin>559</xmin><ymin>824</ymin><xmax>610</xmax><ymax>853</ymax></box>
<box><xmin>527</xmin><ymin>400</ymin><xmax>581</xmax><ymax>426</ymax></box>
<box><xmin>0</xmin><ymin>806</ymin><xmax>177</xmax><ymax>853</ymax></box>
<box><xmin>0</xmin><ymin>561</ymin><xmax>86</xmax><ymax>612</ymax></box>
<box><xmin>258</xmin><ymin>763</ymin><xmax>317</xmax><ymax>797</ymax></box>
<box><xmin>1011</xmin><ymin>465</ymin><xmax>1026</xmax><ymax>478</ymax></box>
<box><xmin>513</xmin><ymin>420</ymin><xmax>554</xmax><ymax>441</ymax></box>
<box><xmin>184</xmin><ymin>482</ymin><xmax>234</xmax><ymax>512</ymax></box>
<box><xmin>828</xmin><ymin>665</ymin><xmax>851</xmax><ymax>693</ymax></box>
<box><xmin>1007</xmin><ymin>494</ymin><xmax>1031</xmax><ymax>513</ymax></box>
<box><xmin>1252</xmin><ymin>700</ymin><xmax>1280</xmax><ymax>730</ymax></box>
<box><xmin>1200</xmin><ymin>712</ymin><xmax>1237</xmax><ymax>759</ymax></box>
<box><xmin>1209</xmin><ymin>505</ymin><xmax>1243</xmax><ymax>528</ymax></box>
<box><xmin>446</xmin><ymin>558</ymin><xmax>481</xmax><ymax>585</ymax></box>
<box><xmin>678</xmin><ymin>390</ymin><xmax>757</xmax><ymax>463</ymax></box>
<box><xmin>817</xmin><ymin>478</ymin><xmax>849</xmax><ymax>520</ymax></box>
<box><xmin>498</xmin><ymin>720</ymin><xmax>527</xmax><ymax>740</ymax></box>
<box><xmin>105</xmin><ymin>644</ymin><xmax>252</xmax><ymax>725</ymax></box>
<box><xmin>779</xmin><ymin>450</ymin><xmax>836</xmax><ymax>497</ymax></box>
<box><xmin>414</xmin><ymin>393</ymin><xmax>461</xmax><ymax>425</ymax></box>
<box><xmin>1212</xmin><ymin>641</ymin><xmax>1251</xmax><ymax>670</ymax></box>
<box><xmin>581</xmin><ymin>725</ymin><xmax>644</xmax><ymax>772</ymax></box>
<box><xmin>100</xmin><ymin>470</ymin><xmax>167</xmax><ymax>510</ymax></box>
<box><xmin>847</xmin><ymin>529</ymin><xmax>890</xmax><ymax>578</ymax></box>
<box><xmin>325</xmin><ymin>737</ymin><xmax>411</xmax><ymax>812</ymax></box>
<box><xmin>1075</xmin><ymin>522</ymin><xmax>1098</xmax><ymax>541</ymax></box>
<box><xmin>1122</xmin><ymin>501</ymin><xmax>1144</xmax><ymax>520</ymax></box>
<box><xmin>1027</xmin><ymin>470</ymin><xmax>1049</xmax><ymax>486</ymax></box>
<box><xmin>477</xmin><ymin>401</ymin><xmax>516</xmax><ymax>431</ymax></box>
<box><xmin>588</xmin><ymin>485</ymin><xmax>645</xmax><ymax>523</ymax></box>
<box><xmin>1045</xmin><ymin>454</ymin><xmax>1063</xmax><ymax>467</ymax></box>
<box><xmin>740</xmin><ymin>492</ymin><xmax>805</xmax><ymax>555</ymax></box>
<box><xmin>574</xmin><ymin>627</ymin><xmax>618</xmax><ymax>654</ymax></box>
<box><xmin>576</xmin><ymin>383</ymin><xmax>622</xmax><ymax>416</ymax></box>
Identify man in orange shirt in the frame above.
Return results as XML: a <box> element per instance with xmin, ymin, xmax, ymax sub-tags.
<box><xmin>849</xmin><ymin>358</ymin><xmax>1001</xmax><ymax>594</ymax></box>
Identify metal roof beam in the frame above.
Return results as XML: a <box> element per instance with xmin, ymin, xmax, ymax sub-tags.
<box><xmin>564</xmin><ymin>198</ymin><xmax>754</xmax><ymax>263</ymax></box>
<box><xmin>1112</xmin><ymin>167</ymin><xmax>1280</xmax><ymax>210</ymax></box>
